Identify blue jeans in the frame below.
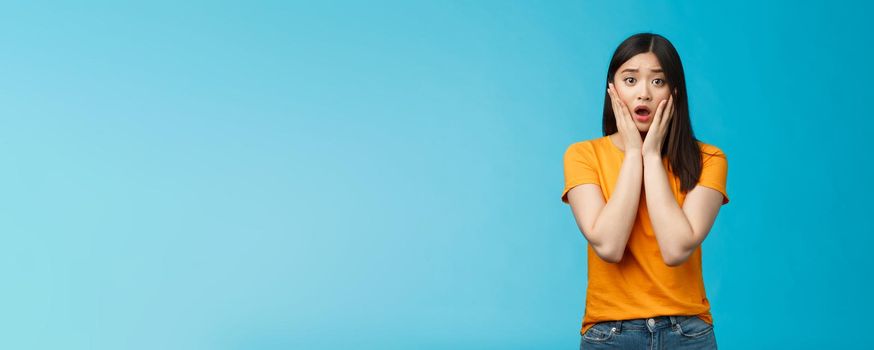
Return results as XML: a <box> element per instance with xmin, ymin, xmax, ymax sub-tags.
<box><xmin>579</xmin><ymin>315</ymin><xmax>717</xmax><ymax>350</ymax></box>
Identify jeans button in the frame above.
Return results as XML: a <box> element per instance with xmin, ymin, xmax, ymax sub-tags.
<box><xmin>647</xmin><ymin>318</ymin><xmax>655</xmax><ymax>327</ymax></box>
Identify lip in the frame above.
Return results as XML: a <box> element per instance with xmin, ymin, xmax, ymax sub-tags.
<box><xmin>633</xmin><ymin>105</ymin><xmax>652</xmax><ymax>122</ymax></box>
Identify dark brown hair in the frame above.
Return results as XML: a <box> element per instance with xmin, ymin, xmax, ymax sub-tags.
<box><xmin>602</xmin><ymin>33</ymin><xmax>712</xmax><ymax>194</ymax></box>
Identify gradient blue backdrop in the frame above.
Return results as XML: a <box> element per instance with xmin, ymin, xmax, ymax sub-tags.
<box><xmin>0</xmin><ymin>1</ymin><xmax>869</xmax><ymax>349</ymax></box>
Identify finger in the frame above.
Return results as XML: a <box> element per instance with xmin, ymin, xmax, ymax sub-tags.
<box><xmin>608</xmin><ymin>83</ymin><xmax>619</xmax><ymax>111</ymax></box>
<box><xmin>607</xmin><ymin>85</ymin><xmax>624</xmax><ymax>128</ymax></box>
<box><xmin>609</xmin><ymin>83</ymin><xmax>635</xmax><ymax>132</ymax></box>
<box><xmin>618</xmin><ymin>98</ymin><xmax>631</xmax><ymax>118</ymax></box>
<box><xmin>664</xmin><ymin>95</ymin><xmax>674</xmax><ymax>128</ymax></box>
<box><xmin>659</xmin><ymin>97</ymin><xmax>671</xmax><ymax>130</ymax></box>
<box><xmin>652</xmin><ymin>99</ymin><xmax>666</xmax><ymax>130</ymax></box>
<box><xmin>613</xmin><ymin>89</ymin><xmax>632</xmax><ymax>122</ymax></box>
<box><xmin>660</xmin><ymin>95</ymin><xmax>673</xmax><ymax>130</ymax></box>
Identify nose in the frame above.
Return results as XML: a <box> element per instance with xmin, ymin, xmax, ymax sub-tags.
<box><xmin>637</xmin><ymin>85</ymin><xmax>652</xmax><ymax>101</ymax></box>
<box><xmin>637</xmin><ymin>90</ymin><xmax>651</xmax><ymax>101</ymax></box>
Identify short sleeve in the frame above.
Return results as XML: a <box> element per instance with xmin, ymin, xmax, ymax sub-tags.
<box><xmin>561</xmin><ymin>143</ymin><xmax>600</xmax><ymax>204</ymax></box>
<box><xmin>698</xmin><ymin>146</ymin><xmax>729</xmax><ymax>205</ymax></box>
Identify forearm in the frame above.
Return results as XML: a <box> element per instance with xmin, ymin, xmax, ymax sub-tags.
<box><xmin>590</xmin><ymin>149</ymin><xmax>643</xmax><ymax>261</ymax></box>
<box><xmin>643</xmin><ymin>154</ymin><xmax>695</xmax><ymax>265</ymax></box>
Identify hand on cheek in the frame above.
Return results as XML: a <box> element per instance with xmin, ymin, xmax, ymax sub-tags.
<box><xmin>607</xmin><ymin>82</ymin><xmax>643</xmax><ymax>152</ymax></box>
<box><xmin>641</xmin><ymin>95</ymin><xmax>673</xmax><ymax>158</ymax></box>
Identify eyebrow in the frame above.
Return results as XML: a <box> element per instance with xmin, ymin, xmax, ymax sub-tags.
<box><xmin>620</xmin><ymin>68</ymin><xmax>663</xmax><ymax>73</ymax></box>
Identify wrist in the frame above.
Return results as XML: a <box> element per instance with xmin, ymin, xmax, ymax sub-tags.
<box><xmin>643</xmin><ymin>152</ymin><xmax>662</xmax><ymax>162</ymax></box>
<box><xmin>623</xmin><ymin>148</ymin><xmax>642</xmax><ymax>158</ymax></box>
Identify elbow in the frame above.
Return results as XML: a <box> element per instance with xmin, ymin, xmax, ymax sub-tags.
<box><xmin>581</xmin><ymin>226</ymin><xmax>626</xmax><ymax>264</ymax></box>
<box><xmin>601</xmin><ymin>253</ymin><xmax>624</xmax><ymax>264</ymax></box>
<box><xmin>593</xmin><ymin>244</ymin><xmax>625</xmax><ymax>264</ymax></box>
<box><xmin>660</xmin><ymin>232</ymin><xmax>697</xmax><ymax>266</ymax></box>
<box><xmin>661</xmin><ymin>249</ymin><xmax>691</xmax><ymax>267</ymax></box>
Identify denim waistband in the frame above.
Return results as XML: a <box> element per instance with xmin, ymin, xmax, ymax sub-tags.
<box><xmin>597</xmin><ymin>315</ymin><xmax>699</xmax><ymax>332</ymax></box>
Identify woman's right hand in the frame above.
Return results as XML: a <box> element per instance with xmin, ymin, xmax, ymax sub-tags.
<box><xmin>607</xmin><ymin>83</ymin><xmax>642</xmax><ymax>152</ymax></box>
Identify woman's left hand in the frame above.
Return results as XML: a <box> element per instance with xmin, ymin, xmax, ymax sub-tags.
<box><xmin>642</xmin><ymin>95</ymin><xmax>674</xmax><ymax>159</ymax></box>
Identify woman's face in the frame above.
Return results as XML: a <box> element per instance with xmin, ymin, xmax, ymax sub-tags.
<box><xmin>612</xmin><ymin>52</ymin><xmax>673</xmax><ymax>132</ymax></box>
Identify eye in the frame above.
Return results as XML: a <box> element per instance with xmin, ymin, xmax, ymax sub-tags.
<box><xmin>653</xmin><ymin>78</ymin><xmax>665</xmax><ymax>86</ymax></box>
<box><xmin>623</xmin><ymin>77</ymin><xmax>636</xmax><ymax>84</ymax></box>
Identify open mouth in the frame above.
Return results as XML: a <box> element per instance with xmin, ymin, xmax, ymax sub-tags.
<box><xmin>634</xmin><ymin>105</ymin><xmax>651</xmax><ymax>117</ymax></box>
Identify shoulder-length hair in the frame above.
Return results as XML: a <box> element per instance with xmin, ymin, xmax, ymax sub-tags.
<box><xmin>602</xmin><ymin>32</ymin><xmax>709</xmax><ymax>194</ymax></box>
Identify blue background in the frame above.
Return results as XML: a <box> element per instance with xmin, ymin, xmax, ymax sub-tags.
<box><xmin>0</xmin><ymin>1</ymin><xmax>869</xmax><ymax>349</ymax></box>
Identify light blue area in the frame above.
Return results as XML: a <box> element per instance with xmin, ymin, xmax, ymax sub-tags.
<box><xmin>0</xmin><ymin>1</ymin><xmax>869</xmax><ymax>349</ymax></box>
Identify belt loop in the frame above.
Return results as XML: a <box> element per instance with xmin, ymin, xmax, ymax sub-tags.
<box><xmin>669</xmin><ymin>316</ymin><xmax>678</xmax><ymax>326</ymax></box>
<box><xmin>617</xmin><ymin>320</ymin><xmax>623</xmax><ymax>333</ymax></box>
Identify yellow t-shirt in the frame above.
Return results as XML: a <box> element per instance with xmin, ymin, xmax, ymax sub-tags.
<box><xmin>561</xmin><ymin>135</ymin><xmax>729</xmax><ymax>336</ymax></box>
